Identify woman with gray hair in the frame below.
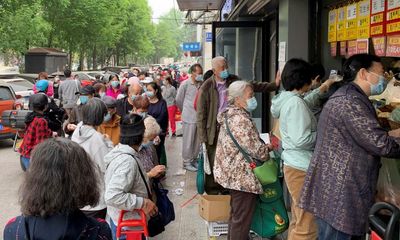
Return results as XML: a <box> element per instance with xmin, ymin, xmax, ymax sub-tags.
<box><xmin>71</xmin><ymin>97</ymin><xmax>114</xmax><ymax>219</ymax></box>
<box><xmin>214</xmin><ymin>80</ymin><xmax>272</xmax><ymax>240</ymax></box>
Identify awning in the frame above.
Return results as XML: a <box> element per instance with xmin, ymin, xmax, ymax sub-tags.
<box><xmin>176</xmin><ymin>0</ymin><xmax>224</xmax><ymax>11</ymax></box>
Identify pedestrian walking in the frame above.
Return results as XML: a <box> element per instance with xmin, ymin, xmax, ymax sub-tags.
<box><xmin>161</xmin><ymin>75</ymin><xmax>177</xmax><ymax>137</ymax></box>
<box><xmin>58</xmin><ymin>69</ymin><xmax>80</xmax><ymax>117</ymax></box>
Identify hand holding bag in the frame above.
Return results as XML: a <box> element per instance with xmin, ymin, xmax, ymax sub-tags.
<box><xmin>224</xmin><ymin>116</ymin><xmax>278</xmax><ymax>185</ymax></box>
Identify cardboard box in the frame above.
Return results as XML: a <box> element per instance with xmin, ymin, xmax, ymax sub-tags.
<box><xmin>199</xmin><ymin>195</ymin><xmax>231</xmax><ymax>222</ymax></box>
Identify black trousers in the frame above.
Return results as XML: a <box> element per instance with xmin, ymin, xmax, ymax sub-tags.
<box><xmin>228</xmin><ymin>190</ymin><xmax>257</xmax><ymax>240</ymax></box>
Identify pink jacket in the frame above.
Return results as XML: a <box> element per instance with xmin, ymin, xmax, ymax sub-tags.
<box><xmin>106</xmin><ymin>87</ymin><xmax>121</xmax><ymax>99</ymax></box>
<box><xmin>33</xmin><ymin>81</ymin><xmax>54</xmax><ymax>97</ymax></box>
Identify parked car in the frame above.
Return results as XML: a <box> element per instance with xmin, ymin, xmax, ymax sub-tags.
<box><xmin>1</xmin><ymin>78</ymin><xmax>34</xmax><ymax>109</ymax></box>
<box><xmin>0</xmin><ymin>80</ymin><xmax>24</xmax><ymax>140</ymax></box>
<box><xmin>73</xmin><ymin>72</ymin><xmax>96</xmax><ymax>86</ymax></box>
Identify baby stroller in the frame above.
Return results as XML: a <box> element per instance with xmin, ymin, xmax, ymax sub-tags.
<box><xmin>368</xmin><ymin>202</ymin><xmax>400</xmax><ymax>240</ymax></box>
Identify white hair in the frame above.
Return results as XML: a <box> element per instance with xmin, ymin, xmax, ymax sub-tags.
<box><xmin>228</xmin><ymin>81</ymin><xmax>252</xmax><ymax>104</ymax></box>
<box><xmin>144</xmin><ymin>116</ymin><xmax>161</xmax><ymax>139</ymax></box>
<box><xmin>212</xmin><ymin>56</ymin><xmax>226</xmax><ymax>70</ymax></box>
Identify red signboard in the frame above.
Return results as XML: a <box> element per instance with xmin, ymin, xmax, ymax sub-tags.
<box><xmin>340</xmin><ymin>41</ymin><xmax>347</xmax><ymax>56</ymax></box>
<box><xmin>331</xmin><ymin>42</ymin><xmax>338</xmax><ymax>56</ymax></box>
<box><xmin>386</xmin><ymin>34</ymin><xmax>400</xmax><ymax>56</ymax></box>
<box><xmin>372</xmin><ymin>36</ymin><xmax>386</xmax><ymax>56</ymax></box>
<box><xmin>347</xmin><ymin>40</ymin><xmax>358</xmax><ymax>56</ymax></box>
<box><xmin>357</xmin><ymin>39</ymin><xmax>369</xmax><ymax>53</ymax></box>
<box><xmin>386</xmin><ymin>0</ymin><xmax>400</xmax><ymax>34</ymax></box>
<box><xmin>370</xmin><ymin>0</ymin><xmax>387</xmax><ymax>36</ymax></box>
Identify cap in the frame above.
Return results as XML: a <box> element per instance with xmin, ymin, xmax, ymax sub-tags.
<box><xmin>120</xmin><ymin>114</ymin><xmax>145</xmax><ymax>137</ymax></box>
<box><xmin>35</xmin><ymin>80</ymin><xmax>49</xmax><ymax>92</ymax></box>
<box><xmin>142</xmin><ymin>77</ymin><xmax>154</xmax><ymax>84</ymax></box>
<box><xmin>30</xmin><ymin>93</ymin><xmax>48</xmax><ymax>109</ymax></box>
<box><xmin>103</xmin><ymin>96</ymin><xmax>117</xmax><ymax>108</ymax></box>
<box><xmin>77</xmin><ymin>85</ymin><xmax>95</xmax><ymax>95</ymax></box>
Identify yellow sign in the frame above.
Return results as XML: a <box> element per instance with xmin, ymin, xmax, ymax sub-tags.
<box><xmin>387</xmin><ymin>21</ymin><xmax>400</xmax><ymax>33</ymax></box>
<box><xmin>328</xmin><ymin>9</ymin><xmax>337</xmax><ymax>42</ymax></box>
<box><xmin>337</xmin><ymin>7</ymin><xmax>347</xmax><ymax>41</ymax></box>
<box><xmin>357</xmin><ymin>0</ymin><xmax>370</xmax><ymax>38</ymax></box>
<box><xmin>371</xmin><ymin>25</ymin><xmax>384</xmax><ymax>35</ymax></box>
<box><xmin>388</xmin><ymin>8</ymin><xmax>400</xmax><ymax>21</ymax></box>
<box><xmin>346</xmin><ymin>3</ymin><xmax>358</xmax><ymax>40</ymax></box>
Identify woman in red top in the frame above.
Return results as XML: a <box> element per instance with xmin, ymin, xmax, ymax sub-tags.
<box><xmin>19</xmin><ymin>94</ymin><xmax>54</xmax><ymax>171</ymax></box>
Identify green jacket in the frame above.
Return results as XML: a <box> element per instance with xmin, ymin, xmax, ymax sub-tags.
<box><xmin>196</xmin><ymin>74</ymin><xmax>278</xmax><ymax>145</ymax></box>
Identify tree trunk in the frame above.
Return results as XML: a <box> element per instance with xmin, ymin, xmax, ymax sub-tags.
<box><xmin>92</xmin><ymin>45</ymin><xmax>97</xmax><ymax>70</ymax></box>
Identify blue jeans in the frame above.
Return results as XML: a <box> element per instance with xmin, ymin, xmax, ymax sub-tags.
<box><xmin>20</xmin><ymin>156</ymin><xmax>30</xmax><ymax>170</ymax></box>
<box><xmin>110</xmin><ymin>219</ymin><xmax>126</xmax><ymax>240</ymax></box>
<box><xmin>317</xmin><ymin>218</ymin><xmax>363</xmax><ymax>240</ymax></box>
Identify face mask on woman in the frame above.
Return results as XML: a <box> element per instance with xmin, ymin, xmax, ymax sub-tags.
<box><xmin>79</xmin><ymin>96</ymin><xmax>89</xmax><ymax>105</ymax></box>
<box><xmin>368</xmin><ymin>72</ymin><xmax>387</xmax><ymax>95</ymax></box>
<box><xmin>195</xmin><ymin>75</ymin><xmax>204</xmax><ymax>81</ymax></box>
<box><xmin>103</xmin><ymin>112</ymin><xmax>112</xmax><ymax>122</ymax></box>
<box><xmin>146</xmin><ymin>91</ymin><xmax>155</xmax><ymax>98</ymax></box>
<box><xmin>111</xmin><ymin>81</ymin><xmax>120</xmax><ymax>88</ymax></box>
<box><xmin>246</xmin><ymin>97</ymin><xmax>258</xmax><ymax>112</ymax></box>
<box><xmin>99</xmin><ymin>92</ymin><xmax>106</xmax><ymax>98</ymax></box>
<box><xmin>220</xmin><ymin>69</ymin><xmax>229</xmax><ymax>79</ymax></box>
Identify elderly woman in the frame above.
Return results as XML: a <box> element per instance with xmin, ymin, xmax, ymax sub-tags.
<box><xmin>214</xmin><ymin>81</ymin><xmax>271</xmax><ymax>240</ymax></box>
<box><xmin>71</xmin><ymin>98</ymin><xmax>114</xmax><ymax>219</ymax></box>
<box><xmin>270</xmin><ymin>59</ymin><xmax>334</xmax><ymax>240</ymax></box>
<box><xmin>98</xmin><ymin>96</ymin><xmax>121</xmax><ymax>146</ymax></box>
<box><xmin>300</xmin><ymin>54</ymin><xmax>400</xmax><ymax>239</ymax></box>
<box><xmin>4</xmin><ymin>138</ymin><xmax>112</xmax><ymax>239</ymax></box>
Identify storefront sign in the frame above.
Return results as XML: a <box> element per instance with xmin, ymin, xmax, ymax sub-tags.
<box><xmin>386</xmin><ymin>34</ymin><xmax>400</xmax><ymax>56</ymax></box>
<box><xmin>340</xmin><ymin>41</ymin><xmax>347</xmax><ymax>56</ymax></box>
<box><xmin>372</xmin><ymin>36</ymin><xmax>386</xmax><ymax>56</ymax></box>
<box><xmin>358</xmin><ymin>1</ymin><xmax>371</xmax><ymax>38</ymax></box>
<box><xmin>386</xmin><ymin>0</ymin><xmax>400</xmax><ymax>34</ymax></box>
<box><xmin>328</xmin><ymin>9</ymin><xmax>338</xmax><ymax>42</ymax></box>
<box><xmin>330</xmin><ymin>42</ymin><xmax>338</xmax><ymax>56</ymax></box>
<box><xmin>346</xmin><ymin>3</ymin><xmax>358</xmax><ymax>40</ymax></box>
<box><xmin>356</xmin><ymin>39</ymin><xmax>369</xmax><ymax>53</ymax></box>
<box><xmin>370</xmin><ymin>0</ymin><xmax>386</xmax><ymax>36</ymax></box>
<box><xmin>205</xmin><ymin>32</ymin><xmax>212</xmax><ymax>42</ymax></box>
<box><xmin>347</xmin><ymin>40</ymin><xmax>358</xmax><ymax>56</ymax></box>
<box><xmin>337</xmin><ymin>7</ymin><xmax>347</xmax><ymax>41</ymax></box>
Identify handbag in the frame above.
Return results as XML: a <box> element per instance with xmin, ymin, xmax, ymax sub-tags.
<box><xmin>224</xmin><ymin>115</ymin><xmax>278</xmax><ymax>185</ymax></box>
<box><xmin>196</xmin><ymin>149</ymin><xmax>205</xmax><ymax>194</ymax></box>
<box><xmin>152</xmin><ymin>179</ymin><xmax>175</xmax><ymax>226</ymax></box>
<box><xmin>251</xmin><ymin>180</ymin><xmax>289</xmax><ymax>238</ymax></box>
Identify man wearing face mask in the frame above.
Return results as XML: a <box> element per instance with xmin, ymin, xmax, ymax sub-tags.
<box><xmin>98</xmin><ymin>96</ymin><xmax>121</xmax><ymax>146</ymax></box>
<box><xmin>64</xmin><ymin>85</ymin><xmax>95</xmax><ymax>137</ymax></box>
<box><xmin>116</xmin><ymin>82</ymin><xmax>143</xmax><ymax>118</ymax></box>
<box><xmin>197</xmin><ymin>56</ymin><xmax>281</xmax><ymax>194</ymax></box>
<box><xmin>176</xmin><ymin>63</ymin><xmax>204</xmax><ymax>171</ymax></box>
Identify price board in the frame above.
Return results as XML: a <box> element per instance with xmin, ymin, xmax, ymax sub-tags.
<box><xmin>386</xmin><ymin>0</ymin><xmax>400</xmax><ymax>34</ymax></box>
<box><xmin>386</xmin><ymin>34</ymin><xmax>400</xmax><ymax>56</ymax></box>
<box><xmin>329</xmin><ymin>9</ymin><xmax>338</xmax><ymax>42</ymax></box>
<box><xmin>372</xmin><ymin>36</ymin><xmax>386</xmax><ymax>56</ymax></box>
<box><xmin>337</xmin><ymin>7</ymin><xmax>347</xmax><ymax>41</ymax></box>
<box><xmin>340</xmin><ymin>41</ymin><xmax>347</xmax><ymax>56</ymax></box>
<box><xmin>370</xmin><ymin>0</ymin><xmax>386</xmax><ymax>36</ymax></box>
<box><xmin>358</xmin><ymin>1</ymin><xmax>371</xmax><ymax>38</ymax></box>
<box><xmin>331</xmin><ymin>42</ymin><xmax>338</xmax><ymax>56</ymax></box>
<box><xmin>356</xmin><ymin>39</ymin><xmax>369</xmax><ymax>54</ymax></box>
<box><xmin>346</xmin><ymin>3</ymin><xmax>358</xmax><ymax>40</ymax></box>
<box><xmin>347</xmin><ymin>40</ymin><xmax>358</xmax><ymax>56</ymax></box>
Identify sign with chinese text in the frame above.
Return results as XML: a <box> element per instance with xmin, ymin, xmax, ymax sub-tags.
<box><xmin>337</xmin><ymin>7</ymin><xmax>347</xmax><ymax>41</ymax></box>
<box><xmin>386</xmin><ymin>34</ymin><xmax>400</xmax><ymax>56</ymax></box>
<box><xmin>370</xmin><ymin>0</ymin><xmax>386</xmax><ymax>36</ymax></box>
<box><xmin>205</xmin><ymin>32</ymin><xmax>212</xmax><ymax>42</ymax></box>
<box><xmin>386</xmin><ymin>0</ymin><xmax>400</xmax><ymax>34</ymax></box>
<box><xmin>346</xmin><ymin>3</ymin><xmax>358</xmax><ymax>40</ymax></box>
<box><xmin>331</xmin><ymin>42</ymin><xmax>337</xmax><ymax>56</ymax></box>
<box><xmin>328</xmin><ymin>9</ymin><xmax>338</xmax><ymax>42</ymax></box>
<box><xmin>372</xmin><ymin>36</ymin><xmax>386</xmax><ymax>56</ymax></box>
<box><xmin>347</xmin><ymin>40</ymin><xmax>358</xmax><ymax>56</ymax></box>
<box><xmin>182</xmin><ymin>42</ymin><xmax>201</xmax><ymax>52</ymax></box>
<box><xmin>356</xmin><ymin>39</ymin><xmax>369</xmax><ymax>53</ymax></box>
<box><xmin>340</xmin><ymin>41</ymin><xmax>347</xmax><ymax>56</ymax></box>
<box><xmin>358</xmin><ymin>1</ymin><xmax>371</xmax><ymax>38</ymax></box>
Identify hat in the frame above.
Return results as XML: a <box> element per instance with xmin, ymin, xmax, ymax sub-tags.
<box><xmin>127</xmin><ymin>77</ymin><xmax>140</xmax><ymax>86</ymax></box>
<box><xmin>30</xmin><ymin>93</ymin><xmax>48</xmax><ymax>109</ymax></box>
<box><xmin>120</xmin><ymin>114</ymin><xmax>145</xmax><ymax>137</ymax></box>
<box><xmin>103</xmin><ymin>96</ymin><xmax>117</xmax><ymax>108</ymax></box>
<box><xmin>77</xmin><ymin>85</ymin><xmax>95</xmax><ymax>95</ymax></box>
<box><xmin>35</xmin><ymin>80</ymin><xmax>49</xmax><ymax>92</ymax></box>
<box><xmin>142</xmin><ymin>77</ymin><xmax>154</xmax><ymax>84</ymax></box>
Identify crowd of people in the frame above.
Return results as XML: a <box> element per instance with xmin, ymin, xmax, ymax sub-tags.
<box><xmin>3</xmin><ymin>53</ymin><xmax>400</xmax><ymax>240</ymax></box>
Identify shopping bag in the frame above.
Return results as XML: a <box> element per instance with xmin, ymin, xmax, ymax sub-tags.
<box><xmin>196</xmin><ymin>150</ymin><xmax>205</xmax><ymax>194</ymax></box>
<box><xmin>376</xmin><ymin>158</ymin><xmax>400</xmax><ymax>209</ymax></box>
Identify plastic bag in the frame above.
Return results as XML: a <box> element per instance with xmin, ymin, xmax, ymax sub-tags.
<box><xmin>376</xmin><ymin>158</ymin><xmax>400</xmax><ymax>209</ymax></box>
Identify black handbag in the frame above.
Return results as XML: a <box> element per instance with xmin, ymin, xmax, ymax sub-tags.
<box><xmin>152</xmin><ymin>179</ymin><xmax>175</xmax><ymax>226</ymax></box>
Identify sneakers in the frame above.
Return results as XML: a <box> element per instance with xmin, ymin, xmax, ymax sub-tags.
<box><xmin>184</xmin><ymin>163</ymin><xmax>198</xmax><ymax>172</ymax></box>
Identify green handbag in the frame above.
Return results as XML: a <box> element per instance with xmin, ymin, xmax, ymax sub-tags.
<box><xmin>224</xmin><ymin>116</ymin><xmax>278</xmax><ymax>185</ymax></box>
<box><xmin>251</xmin><ymin>180</ymin><xmax>289</xmax><ymax>238</ymax></box>
<box><xmin>196</xmin><ymin>150</ymin><xmax>205</xmax><ymax>194</ymax></box>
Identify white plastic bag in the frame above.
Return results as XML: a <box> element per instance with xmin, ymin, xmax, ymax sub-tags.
<box><xmin>376</xmin><ymin>158</ymin><xmax>400</xmax><ymax>208</ymax></box>
<box><xmin>202</xmin><ymin>143</ymin><xmax>211</xmax><ymax>175</ymax></box>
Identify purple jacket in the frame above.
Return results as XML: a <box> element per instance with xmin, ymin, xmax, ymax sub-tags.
<box><xmin>300</xmin><ymin>83</ymin><xmax>400</xmax><ymax>236</ymax></box>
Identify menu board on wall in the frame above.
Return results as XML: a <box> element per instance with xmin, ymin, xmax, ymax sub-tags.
<box><xmin>347</xmin><ymin>40</ymin><xmax>358</xmax><ymax>56</ymax></box>
<box><xmin>358</xmin><ymin>1</ymin><xmax>371</xmax><ymax>38</ymax></box>
<box><xmin>331</xmin><ymin>42</ymin><xmax>338</xmax><ymax>56</ymax></box>
<box><xmin>372</xmin><ymin>36</ymin><xmax>387</xmax><ymax>56</ymax></box>
<box><xmin>337</xmin><ymin>7</ymin><xmax>347</xmax><ymax>41</ymax></box>
<box><xmin>340</xmin><ymin>41</ymin><xmax>347</xmax><ymax>55</ymax></box>
<box><xmin>386</xmin><ymin>34</ymin><xmax>400</xmax><ymax>56</ymax></box>
<box><xmin>329</xmin><ymin>9</ymin><xmax>338</xmax><ymax>42</ymax></box>
<box><xmin>370</xmin><ymin>0</ymin><xmax>386</xmax><ymax>36</ymax></box>
<box><xmin>386</xmin><ymin>0</ymin><xmax>400</xmax><ymax>34</ymax></box>
<box><xmin>357</xmin><ymin>39</ymin><xmax>369</xmax><ymax>53</ymax></box>
<box><xmin>346</xmin><ymin>3</ymin><xmax>358</xmax><ymax>40</ymax></box>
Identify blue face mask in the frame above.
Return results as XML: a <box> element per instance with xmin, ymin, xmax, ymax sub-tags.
<box><xmin>219</xmin><ymin>69</ymin><xmax>229</xmax><ymax>79</ymax></box>
<box><xmin>103</xmin><ymin>112</ymin><xmax>112</xmax><ymax>122</ymax></box>
<box><xmin>79</xmin><ymin>96</ymin><xmax>89</xmax><ymax>105</ymax></box>
<box><xmin>111</xmin><ymin>81</ymin><xmax>120</xmax><ymax>88</ymax></box>
<box><xmin>99</xmin><ymin>92</ymin><xmax>106</xmax><ymax>98</ymax></box>
<box><xmin>141</xmin><ymin>140</ymin><xmax>153</xmax><ymax>148</ymax></box>
<box><xmin>131</xmin><ymin>95</ymin><xmax>137</xmax><ymax>101</ymax></box>
<box><xmin>146</xmin><ymin>91</ymin><xmax>155</xmax><ymax>98</ymax></box>
<box><xmin>246</xmin><ymin>97</ymin><xmax>257</xmax><ymax>112</ymax></box>
<box><xmin>143</xmin><ymin>86</ymin><xmax>147</xmax><ymax>92</ymax></box>
<box><xmin>368</xmin><ymin>72</ymin><xmax>387</xmax><ymax>96</ymax></box>
<box><xmin>196</xmin><ymin>75</ymin><xmax>204</xmax><ymax>81</ymax></box>
<box><xmin>138</xmin><ymin>112</ymin><xmax>147</xmax><ymax>118</ymax></box>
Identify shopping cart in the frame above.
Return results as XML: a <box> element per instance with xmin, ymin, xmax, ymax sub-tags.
<box><xmin>368</xmin><ymin>202</ymin><xmax>400</xmax><ymax>240</ymax></box>
<box><xmin>116</xmin><ymin>210</ymin><xmax>148</xmax><ymax>240</ymax></box>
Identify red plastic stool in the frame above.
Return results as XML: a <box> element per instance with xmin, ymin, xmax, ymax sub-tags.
<box><xmin>116</xmin><ymin>210</ymin><xmax>148</xmax><ymax>240</ymax></box>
